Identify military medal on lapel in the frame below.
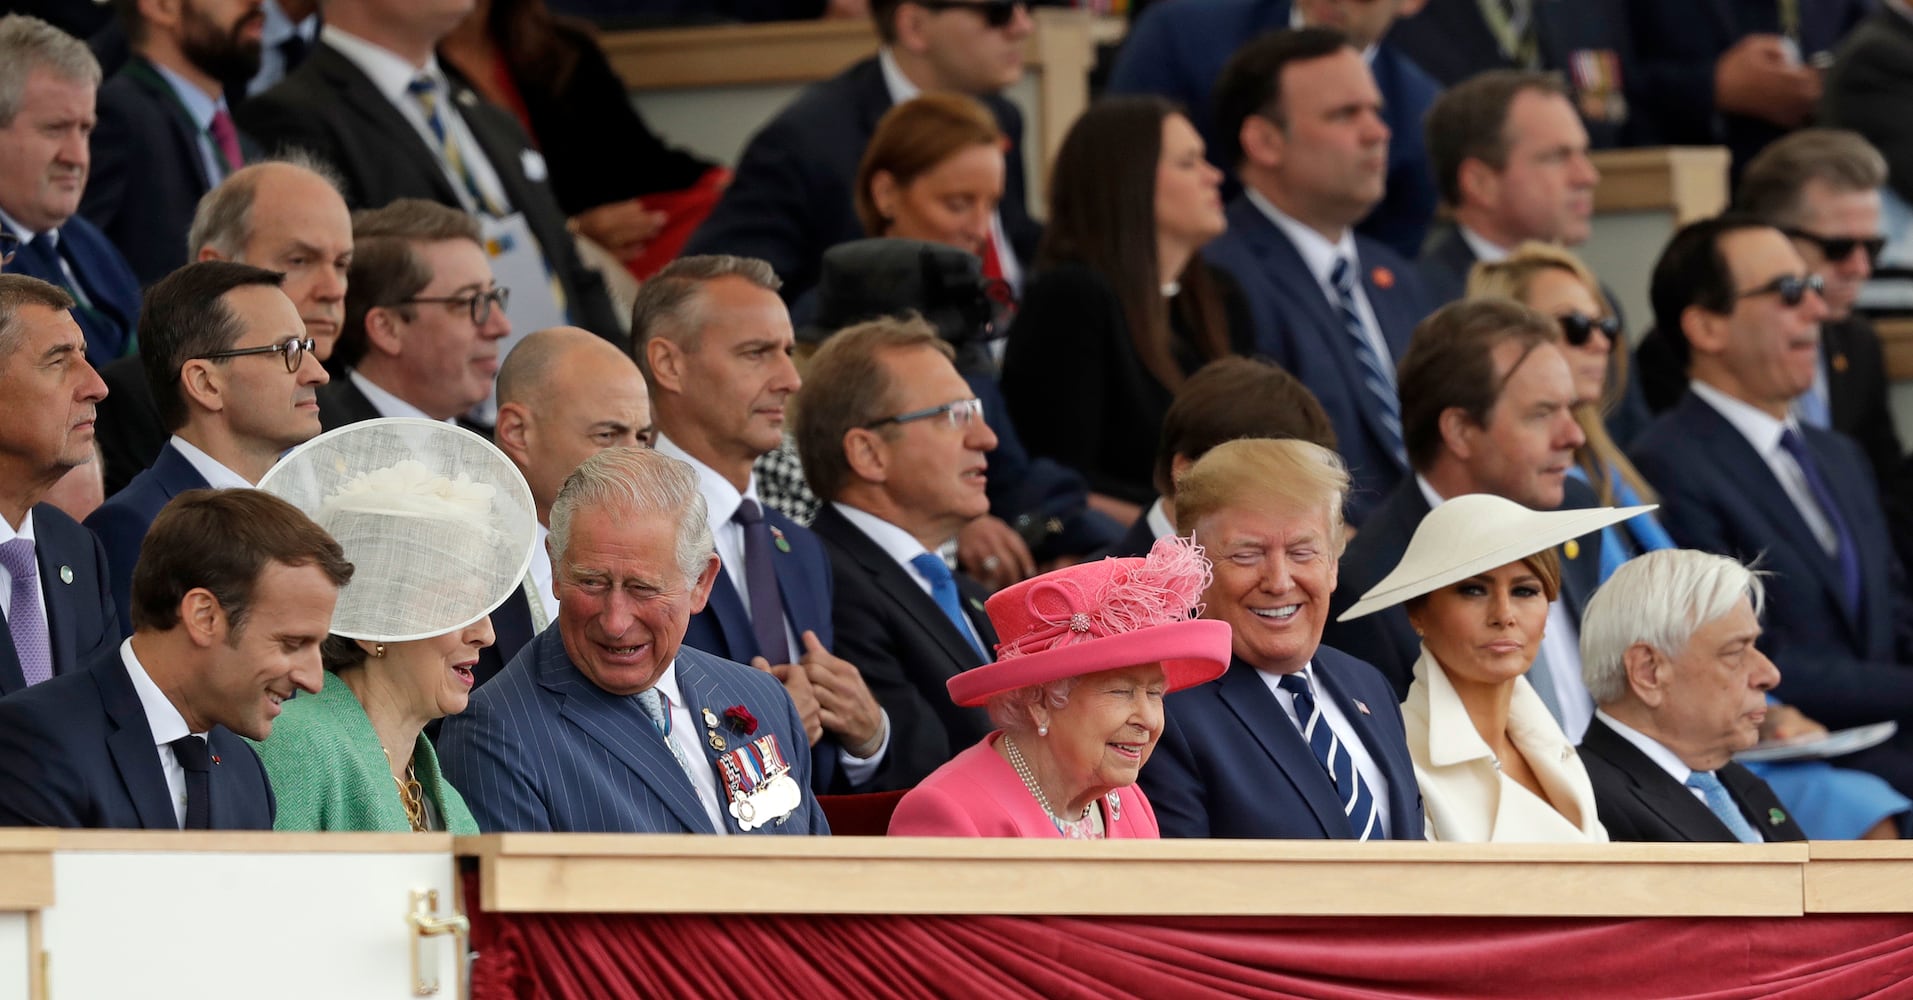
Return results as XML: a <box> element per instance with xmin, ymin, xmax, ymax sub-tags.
<box><xmin>716</xmin><ymin>734</ymin><xmax>801</xmax><ymax>831</ymax></box>
<box><xmin>770</xmin><ymin>526</ymin><xmax>791</xmax><ymax>553</ymax></box>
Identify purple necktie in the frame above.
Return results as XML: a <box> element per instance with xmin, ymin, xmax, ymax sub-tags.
<box><xmin>1778</xmin><ymin>429</ymin><xmax>1863</xmax><ymax>616</ymax></box>
<box><xmin>731</xmin><ymin>499</ymin><xmax>789</xmax><ymax>664</ymax></box>
<box><xmin>207</xmin><ymin>108</ymin><xmax>243</xmax><ymax>175</ymax></box>
<box><xmin>0</xmin><ymin>538</ymin><xmax>53</xmax><ymax>686</ymax></box>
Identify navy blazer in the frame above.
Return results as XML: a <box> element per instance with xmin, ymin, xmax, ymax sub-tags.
<box><xmin>0</xmin><ymin>646</ymin><xmax>274</xmax><ymax>829</ymax></box>
<box><xmin>236</xmin><ymin>42</ymin><xmax>621</xmax><ymax>339</ymax></box>
<box><xmin>1104</xmin><ymin>0</ymin><xmax>1440</xmax><ymax>259</ymax></box>
<box><xmin>94</xmin><ymin>353</ymin><xmax>166</xmax><ymax>498</ymax></box>
<box><xmin>436</xmin><ymin>629</ymin><xmax>827</xmax><ymax>834</ymax></box>
<box><xmin>0</xmin><ymin>505</ymin><xmax>118</xmax><ymax>696</ymax></box>
<box><xmin>809</xmin><ymin>503</ymin><xmax>998</xmax><ymax>791</ymax></box>
<box><xmin>5</xmin><ymin>216</ymin><xmax>142</xmax><ymax>367</ymax></box>
<box><xmin>1579</xmin><ymin>717</ymin><xmax>1806</xmax><ymax>843</ymax></box>
<box><xmin>1630</xmin><ymin>392</ymin><xmax>1913</xmax><ymax>729</ymax></box>
<box><xmin>1139</xmin><ymin>648</ymin><xmax>1424</xmax><ymax>840</ymax></box>
<box><xmin>84</xmin><ymin>442</ymin><xmax>207</xmax><ymax>637</ymax></box>
<box><xmin>682</xmin><ymin>56</ymin><xmax>1041</xmax><ymax>305</ymax></box>
<box><xmin>1388</xmin><ymin>0</ymin><xmax>1637</xmax><ymax>148</ymax></box>
<box><xmin>1203</xmin><ymin>196</ymin><xmax>1426</xmax><ymax>525</ymax></box>
<box><xmin>81</xmin><ymin>57</ymin><xmax>248</xmax><ymax>285</ymax></box>
<box><xmin>472</xmin><ymin>586</ymin><xmax>536</xmax><ymax>691</ymax></box>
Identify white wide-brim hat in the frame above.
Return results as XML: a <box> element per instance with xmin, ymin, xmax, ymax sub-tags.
<box><xmin>1336</xmin><ymin>494</ymin><xmax>1655</xmax><ymax>622</ymax></box>
<box><xmin>259</xmin><ymin>418</ymin><xmax>539</xmax><ymax>642</ymax></box>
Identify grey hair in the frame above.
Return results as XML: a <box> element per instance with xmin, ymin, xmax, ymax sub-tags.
<box><xmin>0</xmin><ymin>15</ymin><xmax>101</xmax><ymax>126</ymax></box>
<box><xmin>1580</xmin><ymin>549</ymin><xmax>1767</xmax><ymax>706</ymax></box>
<box><xmin>986</xmin><ymin>677</ymin><xmax>1080</xmax><ymax>735</ymax></box>
<box><xmin>629</xmin><ymin>255</ymin><xmax>782</xmax><ymax>382</ymax></box>
<box><xmin>548</xmin><ymin>447</ymin><xmax>715</xmax><ymax>589</ymax></box>
<box><xmin>188</xmin><ymin>152</ymin><xmax>347</xmax><ymax>258</ymax></box>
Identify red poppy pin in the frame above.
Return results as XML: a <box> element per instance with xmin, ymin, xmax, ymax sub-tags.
<box><xmin>723</xmin><ymin>705</ymin><xmax>759</xmax><ymax>735</ymax></box>
<box><xmin>1370</xmin><ymin>266</ymin><xmax>1394</xmax><ymax>290</ymax></box>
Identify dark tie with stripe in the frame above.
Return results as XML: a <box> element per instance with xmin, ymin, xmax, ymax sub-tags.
<box><xmin>731</xmin><ymin>499</ymin><xmax>789</xmax><ymax>664</ymax></box>
<box><xmin>170</xmin><ymin>735</ymin><xmax>211</xmax><ymax>830</ymax></box>
<box><xmin>1329</xmin><ymin>256</ymin><xmax>1406</xmax><ymax>466</ymax></box>
<box><xmin>1278</xmin><ymin>672</ymin><xmax>1383</xmax><ymax>840</ymax></box>
<box><xmin>1777</xmin><ymin>429</ymin><xmax>1862</xmax><ymax>615</ymax></box>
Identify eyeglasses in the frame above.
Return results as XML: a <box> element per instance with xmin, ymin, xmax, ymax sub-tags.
<box><xmin>1782</xmin><ymin>228</ymin><xmax>1886</xmax><ymax>267</ymax></box>
<box><xmin>1556</xmin><ymin>311</ymin><xmax>1622</xmax><ymax>348</ymax></box>
<box><xmin>194</xmin><ymin>336</ymin><xmax>317</xmax><ymax>374</ymax></box>
<box><xmin>400</xmin><ymin>286</ymin><xmax>510</xmax><ymax>325</ymax></box>
<box><xmin>865</xmin><ymin>397</ymin><xmax>985</xmax><ymax>430</ymax></box>
<box><xmin>912</xmin><ymin>0</ymin><xmax>1028</xmax><ymax>28</ymax></box>
<box><xmin>1733</xmin><ymin>273</ymin><xmax>1825</xmax><ymax>308</ymax></box>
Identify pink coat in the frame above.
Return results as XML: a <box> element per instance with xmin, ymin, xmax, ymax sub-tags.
<box><xmin>887</xmin><ymin>732</ymin><xmax>1162</xmax><ymax>838</ymax></box>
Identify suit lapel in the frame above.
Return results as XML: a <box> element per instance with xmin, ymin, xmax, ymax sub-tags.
<box><xmin>312</xmin><ymin>44</ymin><xmax>463</xmax><ymax>207</ymax></box>
<box><xmin>97</xmin><ymin>657</ymin><xmax>184</xmax><ymax>829</ymax></box>
<box><xmin>543</xmin><ymin>653</ymin><xmax>714</xmax><ymax>833</ymax></box>
<box><xmin>122</xmin><ymin>58</ymin><xmax>217</xmax><ymax>189</ymax></box>
<box><xmin>674</xmin><ymin>654</ymin><xmax>751</xmax><ymax>835</ymax></box>
<box><xmin>1583</xmin><ymin>720</ymin><xmax>1729</xmax><ymax>842</ymax></box>
<box><xmin>701</xmin><ymin>570</ymin><xmax>756</xmax><ymax>662</ymax></box>
<box><xmin>769</xmin><ymin>528</ymin><xmax>827</xmax><ymax>645</ymax></box>
<box><xmin>1213</xmin><ymin>659</ymin><xmax>1351</xmax><ymax>836</ymax></box>
<box><xmin>35</xmin><ymin>516</ymin><xmax>78</xmax><ymax>678</ymax></box>
<box><xmin>817</xmin><ymin>507</ymin><xmax>986</xmax><ymax>672</ymax></box>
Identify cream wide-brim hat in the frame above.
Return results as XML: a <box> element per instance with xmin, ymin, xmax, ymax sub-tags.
<box><xmin>1336</xmin><ymin>494</ymin><xmax>1655</xmax><ymax>622</ymax></box>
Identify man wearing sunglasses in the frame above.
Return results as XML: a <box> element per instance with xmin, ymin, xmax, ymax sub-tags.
<box><xmin>684</xmin><ymin>0</ymin><xmax>1042</xmax><ymax>306</ymax></box>
<box><xmin>1632</xmin><ymin>214</ymin><xmax>1913</xmax><ymax>800</ymax></box>
<box><xmin>318</xmin><ymin>199</ymin><xmax>508</xmax><ymax>433</ymax></box>
<box><xmin>86</xmin><ymin>261</ymin><xmax>326</xmax><ymax>636</ymax></box>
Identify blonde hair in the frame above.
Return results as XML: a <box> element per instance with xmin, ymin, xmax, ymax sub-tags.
<box><xmin>1174</xmin><ymin>438</ymin><xmax>1349</xmax><ymax>554</ymax></box>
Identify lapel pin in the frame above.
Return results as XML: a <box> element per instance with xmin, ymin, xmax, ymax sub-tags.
<box><xmin>456</xmin><ymin>90</ymin><xmax>478</xmax><ymax>107</ymax></box>
<box><xmin>708</xmin><ymin>733</ymin><xmax>727</xmax><ymax>752</ymax></box>
<box><xmin>1354</xmin><ymin>700</ymin><xmax>1371</xmax><ymax>716</ymax></box>
<box><xmin>1563</xmin><ymin>540</ymin><xmax>1580</xmax><ymax>560</ymax></box>
<box><xmin>1370</xmin><ymin>266</ymin><xmax>1394</xmax><ymax>289</ymax></box>
<box><xmin>211</xmin><ymin>754</ymin><xmax>221</xmax><ymax>765</ymax></box>
<box><xmin>1107</xmin><ymin>789</ymin><xmax>1123</xmax><ymax>822</ymax></box>
<box><xmin>969</xmin><ymin>597</ymin><xmax>985</xmax><ymax>613</ymax></box>
<box><xmin>59</xmin><ymin>566</ymin><xmax>73</xmax><ymax>584</ymax></box>
<box><xmin>702</xmin><ymin>707</ymin><xmax>720</xmax><ymax>729</ymax></box>
<box><xmin>770</xmin><ymin>526</ymin><xmax>791</xmax><ymax>553</ymax></box>
<box><xmin>1769</xmin><ymin>807</ymin><xmax>1787</xmax><ymax>827</ymax></box>
<box><xmin>1832</xmin><ymin>353</ymin><xmax>1849</xmax><ymax>373</ymax></box>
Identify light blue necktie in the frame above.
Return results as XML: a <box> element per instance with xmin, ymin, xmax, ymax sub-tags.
<box><xmin>1686</xmin><ymin>770</ymin><xmax>1762</xmax><ymax>844</ymax></box>
<box><xmin>636</xmin><ymin>687</ymin><xmax>703</xmax><ymax>790</ymax></box>
<box><xmin>1278</xmin><ymin>672</ymin><xmax>1383</xmax><ymax>840</ymax></box>
<box><xmin>1329</xmin><ymin>256</ymin><xmax>1407</xmax><ymax>466</ymax></box>
<box><xmin>909</xmin><ymin>552</ymin><xmax>987</xmax><ymax>662</ymax></box>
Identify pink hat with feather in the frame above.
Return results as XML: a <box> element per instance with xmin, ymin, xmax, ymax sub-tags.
<box><xmin>946</xmin><ymin>536</ymin><xmax>1232</xmax><ymax>707</ymax></box>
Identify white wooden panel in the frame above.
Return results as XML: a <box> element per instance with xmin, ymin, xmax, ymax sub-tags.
<box><xmin>0</xmin><ymin>913</ymin><xmax>31</xmax><ymax>1000</ymax></box>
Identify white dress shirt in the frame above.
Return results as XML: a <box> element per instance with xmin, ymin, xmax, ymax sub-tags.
<box><xmin>831</xmin><ymin>502</ymin><xmax>988</xmax><ymax>653</ymax></box>
<box><xmin>1144</xmin><ymin>497</ymin><xmax>1176</xmax><ymax>542</ymax></box>
<box><xmin>0</xmin><ymin>208</ymin><xmax>92</xmax><ymax>307</ymax></box>
<box><xmin>650</xmin><ymin>659</ymin><xmax>728</xmax><ymax>835</ymax></box>
<box><xmin>1458</xmin><ymin>225</ymin><xmax>1511</xmax><ymax>265</ymax></box>
<box><xmin>1258</xmin><ymin>660</ymin><xmax>1393</xmax><ymax>835</ymax></box>
<box><xmin>1688</xmin><ymin>380</ymin><xmax>1840</xmax><ymax>554</ymax></box>
<box><xmin>527</xmin><ymin>522</ymin><xmax>558</xmax><ymax>628</ymax></box>
<box><xmin>319</xmin><ymin>25</ymin><xmax>512</xmax><ymax>217</ymax></box>
<box><xmin>121</xmin><ymin>639</ymin><xmax>201</xmax><ymax>829</ymax></box>
<box><xmin>1246</xmin><ymin>188</ymin><xmax>1395</xmax><ymax>390</ymax></box>
<box><xmin>0</xmin><ymin>510</ymin><xmax>48</xmax><ymax>650</ymax></box>
<box><xmin>349</xmin><ymin>369</ymin><xmax>443</xmax><ymax>422</ymax></box>
<box><xmin>1596</xmin><ymin>709</ymin><xmax>1713</xmax><ymax>810</ymax></box>
<box><xmin>169</xmin><ymin>436</ymin><xmax>254</xmax><ymax>489</ymax></box>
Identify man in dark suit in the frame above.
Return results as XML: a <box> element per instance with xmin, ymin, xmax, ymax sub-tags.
<box><xmin>1824</xmin><ymin>5</ymin><xmax>1913</xmax><ymax>217</ymax></box>
<box><xmin>86</xmin><ymin>262</ymin><xmax>327</xmax><ymax>635</ymax></box>
<box><xmin>635</xmin><ymin>256</ymin><xmax>890</xmax><ymax>791</ymax></box>
<box><xmin>1620</xmin><ymin>0</ymin><xmax>1870</xmax><ymax>174</ymax></box>
<box><xmin>1105</xmin><ymin>0</ymin><xmax>1441</xmax><ymax>259</ymax></box>
<box><xmin>1636</xmin><ymin>129</ymin><xmax>1903</xmax><ymax>486</ymax></box>
<box><xmin>93</xmin><ymin>157</ymin><xmax>353</xmax><ymax>497</ymax></box>
<box><xmin>1139</xmin><ymin>438</ymin><xmax>1423</xmax><ymax>840</ymax></box>
<box><xmin>318</xmin><ymin>199</ymin><xmax>507</xmax><ymax>432</ymax></box>
<box><xmin>1631</xmin><ymin>214</ymin><xmax>1913</xmax><ymax>796</ymax></box>
<box><xmin>1577</xmin><ymin>548</ymin><xmax>1807</xmax><ymax>843</ymax></box>
<box><xmin>0</xmin><ymin>16</ymin><xmax>142</xmax><ymax>368</ymax></box>
<box><xmin>794</xmin><ymin>317</ymin><xmax>1001</xmax><ymax>788</ymax></box>
<box><xmin>0</xmin><ymin>488</ymin><xmax>342</xmax><ymax>829</ymax></box>
<box><xmin>80</xmin><ymin>0</ymin><xmax>262</xmax><ymax>285</ymax></box>
<box><xmin>1324</xmin><ymin>300</ymin><xmax>1605</xmax><ymax>739</ymax></box>
<box><xmin>0</xmin><ymin>275</ymin><xmax>117</xmax><ymax>696</ymax></box>
<box><xmin>233</xmin><ymin>0</ymin><xmax>620</xmax><ymax>340</ymax></box>
<box><xmin>683</xmin><ymin>0</ymin><xmax>1042</xmax><ymax>305</ymax></box>
<box><xmin>1202</xmin><ymin>29</ymin><xmax>1429</xmax><ymax>527</ymax></box>
<box><xmin>437</xmin><ymin>447</ymin><xmax>828</xmax><ymax>834</ymax></box>
<box><xmin>1388</xmin><ymin>0</ymin><xmax>1635</xmax><ymax>148</ymax></box>
<box><xmin>490</xmin><ymin>327</ymin><xmax>651</xmax><ymax>691</ymax></box>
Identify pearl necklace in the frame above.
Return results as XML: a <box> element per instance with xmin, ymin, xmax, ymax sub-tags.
<box><xmin>1002</xmin><ymin>734</ymin><xmax>1099</xmax><ymax>839</ymax></box>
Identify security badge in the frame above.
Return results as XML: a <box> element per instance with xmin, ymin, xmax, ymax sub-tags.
<box><xmin>705</xmin><ymin>713</ymin><xmax>801</xmax><ymax>831</ymax></box>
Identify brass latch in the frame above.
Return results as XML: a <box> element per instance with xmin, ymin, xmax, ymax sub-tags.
<box><xmin>408</xmin><ymin>888</ymin><xmax>469</xmax><ymax>997</ymax></box>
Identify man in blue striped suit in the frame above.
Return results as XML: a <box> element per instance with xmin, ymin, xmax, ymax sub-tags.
<box><xmin>437</xmin><ymin>446</ymin><xmax>827</xmax><ymax>835</ymax></box>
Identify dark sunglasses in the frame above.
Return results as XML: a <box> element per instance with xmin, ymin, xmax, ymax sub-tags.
<box><xmin>913</xmin><ymin>0</ymin><xmax>1028</xmax><ymax>28</ymax></box>
<box><xmin>1733</xmin><ymin>273</ymin><xmax>1825</xmax><ymax>308</ymax></box>
<box><xmin>1556</xmin><ymin>311</ymin><xmax>1622</xmax><ymax>348</ymax></box>
<box><xmin>194</xmin><ymin>336</ymin><xmax>317</xmax><ymax>374</ymax></box>
<box><xmin>1782</xmin><ymin>228</ymin><xmax>1886</xmax><ymax>267</ymax></box>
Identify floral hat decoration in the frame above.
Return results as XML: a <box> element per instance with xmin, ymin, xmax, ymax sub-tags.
<box><xmin>945</xmin><ymin>535</ymin><xmax>1232</xmax><ymax>707</ymax></box>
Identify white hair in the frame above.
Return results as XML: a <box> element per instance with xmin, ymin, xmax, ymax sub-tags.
<box><xmin>1580</xmin><ymin>549</ymin><xmax>1766</xmax><ymax>705</ymax></box>
<box><xmin>986</xmin><ymin>677</ymin><xmax>1079</xmax><ymax>735</ymax></box>
<box><xmin>548</xmin><ymin>447</ymin><xmax>714</xmax><ymax>589</ymax></box>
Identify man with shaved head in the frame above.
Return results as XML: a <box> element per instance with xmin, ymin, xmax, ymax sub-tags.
<box><xmin>487</xmin><ymin>325</ymin><xmax>651</xmax><ymax>685</ymax></box>
<box><xmin>94</xmin><ymin>155</ymin><xmax>353</xmax><ymax>495</ymax></box>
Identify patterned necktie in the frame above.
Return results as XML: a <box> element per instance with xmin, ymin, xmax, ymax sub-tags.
<box><xmin>637</xmin><ymin>687</ymin><xmax>703</xmax><ymax>790</ymax></box>
<box><xmin>910</xmin><ymin>552</ymin><xmax>987</xmax><ymax>662</ymax></box>
<box><xmin>1686</xmin><ymin>770</ymin><xmax>1761</xmax><ymax>844</ymax></box>
<box><xmin>169</xmin><ymin>734</ymin><xmax>212</xmax><ymax>830</ymax></box>
<box><xmin>1278</xmin><ymin>672</ymin><xmax>1383</xmax><ymax>840</ymax></box>
<box><xmin>1777</xmin><ymin>429</ymin><xmax>1862</xmax><ymax>615</ymax></box>
<box><xmin>0</xmin><ymin>538</ymin><xmax>53</xmax><ymax>687</ymax></box>
<box><xmin>1329</xmin><ymin>256</ymin><xmax>1407</xmax><ymax>467</ymax></box>
<box><xmin>731</xmin><ymin>499</ymin><xmax>790</xmax><ymax>664</ymax></box>
<box><xmin>406</xmin><ymin>75</ymin><xmax>505</xmax><ymax>216</ymax></box>
<box><xmin>207</xmin><ymin>108</ymin><xmax>243</xmax><ymax>175</ymax></box>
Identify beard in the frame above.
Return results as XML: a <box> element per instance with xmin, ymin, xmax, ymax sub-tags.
<box><xmin>180</xmin><ymin>4</ymin><xmax>264</xmax><ymax>85</ymax></box>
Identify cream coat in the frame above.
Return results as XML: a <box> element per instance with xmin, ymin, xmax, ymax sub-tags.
<box><xmin>1402</xmin><ymin>648</ymin><xmax>1607</xmax><ymax>843</ymax></box>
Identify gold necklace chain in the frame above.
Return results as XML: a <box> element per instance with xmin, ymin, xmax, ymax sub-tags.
<box><xmin>382</xmin><ymin>748</ymin><xmax>427</xmax><ymax>833</ymax></box>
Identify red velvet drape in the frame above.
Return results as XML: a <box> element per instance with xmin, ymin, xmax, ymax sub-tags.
<box><xmin>466</xmin><ymin>877</ymin><xmax>1913</xmax><ymax>1000</ymax></box>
